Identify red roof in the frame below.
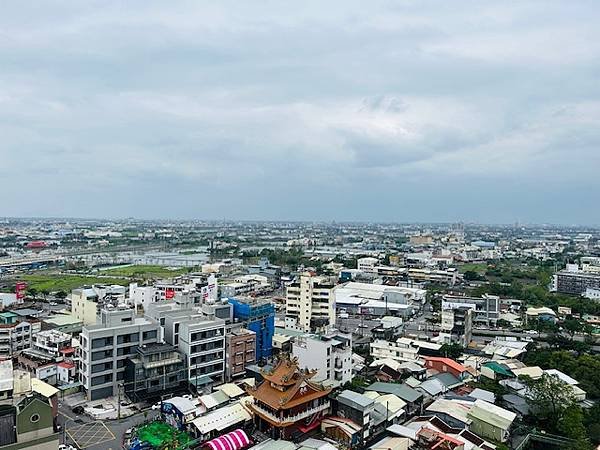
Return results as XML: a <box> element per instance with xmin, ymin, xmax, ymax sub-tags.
<box><xmin>58</xmin><ymin>362</ymin><xmax>75</xmax><ymax>369</ymax></box>
<box><xmin>59</xmin><ymin>347</ymin><xmax>75</xmax><ymax>354</ymax></box>
<box><xmin>425</xmin><ymin>357</ymin><xmax>467</xmax><ymax>374</ymax></box>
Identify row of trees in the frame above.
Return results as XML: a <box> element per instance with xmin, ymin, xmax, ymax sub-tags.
<box><xmin>524</xmin><ymin>349</ymin><xmax>600</xmax><ymax>399</ymax></box>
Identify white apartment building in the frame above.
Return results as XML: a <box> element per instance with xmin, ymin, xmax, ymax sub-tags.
<box><xmin>370</xmin><ymin>337</ymin><xmax>441</xmax><ymax>364</ymax></box>
<box><xmin>71</xmin><ymin>288</ymin><xmax>99</xmax><ymax>326</ymax></box>
<box><xmin>292</xmin><ymin>332</ymin><xmax>352</xmax><ymax>388</ymax></box>
<box><xmin>285</xmin><ymin>273</ymin><xmax>335</xmax><ymax>333</ymax></box>
<box><xmin>80</xmin><ymin>307</ymin><xmax>160</xmax><ymax>400</ymax></box>
<box><xmin>129</xmin><ymin>284</ymin><xmax>158</xmax><ymax>312</ymax></box>
<box><xmin>0</xmin><ymin>320</ymin><xmax>40</xmax><ymax>358</ymax></box>
<box><xmin>357</xmin><ymin>257</ymin><xmax>379</xmax><ymax>274</ymax></box>
<box><xmin>32</xmin><ymin>330</ymin><xmax>72</xmax><ymax>359</ymax></box>
<box><xmin>178</xmin><ymin>317</ymin><xmax>226</xmax><ymax>391</ymax></box>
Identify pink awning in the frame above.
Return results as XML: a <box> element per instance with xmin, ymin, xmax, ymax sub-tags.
<box><xmin>205</xmin><ymin>429</ymin><xmax>251</xmax><ymax>450</ymax></box>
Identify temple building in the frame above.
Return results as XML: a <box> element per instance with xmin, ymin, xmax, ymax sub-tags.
<box><xmin>246</xmin><ymin>354</ymin><xmax>331</xmax><ymax>440</ymax></box>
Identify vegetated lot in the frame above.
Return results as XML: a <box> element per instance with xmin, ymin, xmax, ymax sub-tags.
<box><xmin>457</xmin><ymin>263</ymin><xmax>488</xmax><ymax>274</ymax></box>
<box><xmin>21</xmin><ymin>274</ymin><xmax>128</xmax><ymax>292</ymax></box>
<box><xmin>99</xmin><ymin>264</ymin><xmax>194</xmax><ymax>278</ymax></box>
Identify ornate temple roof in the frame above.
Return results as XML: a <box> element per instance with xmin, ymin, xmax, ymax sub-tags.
<box><xmin>248</xmin><ymin>354</ymin><xmax>331</xmax><ymax>410</ymax></box>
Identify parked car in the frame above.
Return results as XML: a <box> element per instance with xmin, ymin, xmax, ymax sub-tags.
<box><xmin>72</xmin><ymin>405</ymin><xmax>84</xmax><ymax>415</ymax></box>
<box><xmin>151</xmin><ymin>402</ymin><xmax>161</xmax><ymax>410</ymax></box>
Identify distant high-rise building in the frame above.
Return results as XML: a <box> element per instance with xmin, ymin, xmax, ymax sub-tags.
<box><xmin>285</xmin><ymin>273</ymin><xmax>335</xmax><ymax>333</ymax></box>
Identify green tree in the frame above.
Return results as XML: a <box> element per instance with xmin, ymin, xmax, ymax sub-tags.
<box><xmin>522</xmin><ymin>373</ymin><xmax>576</xmax><ymax>431</ymax></box>
<box><xmin>558</xmin><ymin>405</ymin><xmax>591</xmax><ymax>450</ymax></box>
<box><xmin>563</xmin><ymin>318</ymin><xmax>583</xmax><ymax>339</ymax></box>
<box><xmin>27</xmin><ymin>287</ymin><xmax>38</xmax><ymax>300</ymax></box>
<box><xmin>56</xmin><ymin>290</ymin><xmax>68</xmax><ymax>301</ymax></box>
<box><xmin>440</xmin><ymin>343</ymin><xmax>464</xmax><ymax>359</ymax></box>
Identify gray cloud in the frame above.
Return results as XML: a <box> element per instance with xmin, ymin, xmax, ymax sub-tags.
<box><xmin>1</xmin><ymin>0</ymin><xmax>599</xmax><ymax>223</ymax></box>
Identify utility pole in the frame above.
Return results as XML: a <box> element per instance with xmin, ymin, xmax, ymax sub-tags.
<box><xmin>117</xmin><ymin>383</ymin><xmax>123</xmax><ymax>420</ymax></box>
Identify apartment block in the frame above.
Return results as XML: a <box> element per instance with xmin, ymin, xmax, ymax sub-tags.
<box><xmin>442</xmin><ymin>294</ymin><xmax>499</xmax><ymax>327</ymax></box>
<box><xmin>225</xmin><ymin>327</ymin><xmax>256</xmax><ymax>381</ymax></box>
<box><xmin>441</xmin><ymin>305</ymin><xmax>473</xmax><ymax>347</ymax></box>
<box><xmin>292</xmin><ymin>332</ymin><xmax>352</xmax><ymax>388</ymax></box>
<box><xmin>0</xmin><ymin>312</ymin><xmax>40</xmax><ymax>358</ymax></box>
<box><xmin>555</xmin><ymin>270</ymin><xmax>600</xmax><ymax>295</ymax></box>
<box><xmin>177</xmin><ymin>316</ymin><xmax>226</xmax><ymax>391</ymax></box>
<box><xmin>285</xmin><ymin>273</ymin><xmax>335</xmax><ymax>333</ymax></box>
<box><xmin>71</xmin><ymin>288</ymin><xmax>99</xmax><ymax>326</ymax></box>
<box><xmin>227</xmin><ymin>297</ymin><xmax>274</xmax><ymax>360</ymax></box>
<box><xmin>124</xmin><ymin>342</ymin><xmax>187</xmax><ymax>401</ymax></box>
<box><xmin>80</xmin><ymin>307</ymin><xmax>160</xmax><ymax>400</ymax></box>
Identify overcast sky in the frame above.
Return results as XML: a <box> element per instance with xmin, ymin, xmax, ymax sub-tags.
<box><xmin>1</xmin><ymin>1</ymin><xmax>599</xmax><ymax>224</ymax></box>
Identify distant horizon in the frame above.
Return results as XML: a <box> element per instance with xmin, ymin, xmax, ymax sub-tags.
<box><xmin>2</xmin><ymin>216</ymin><xmax>600</xmax><ymax>229</ymax></box>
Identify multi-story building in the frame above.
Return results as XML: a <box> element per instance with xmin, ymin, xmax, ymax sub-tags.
<box><xmin>333</xmin><ymin>390</ymin><xmax>376</xmax><ymax>444</ymax></box>
<box><xmin>555</xmin><ymin>270</ymin><xmax>600</xmax><ymax>295</ymax></box>
<box><xmin>128</xmin><ymin>284</ymin><xmax>158</xmax><ymax>313</ymax></box>
<box><xmin>370</xmin><ymin>337</ymin><xmax>442</xmax><ymax>364</ymax></box>
<box><xmin>357</xmin><ymin>257</ymin><xmax>379</xmax><ymax>274</ymax></box>
<box><xmin>31</xmin><ymin>330</ymin><xmax>72</xmax><ymax>359</ymax></box>
<box><xmin>225</xmin><ymin>327</ymin><xmax>256</xmax><ymax>381</ymax></box>
<box><xmin>70</xmin><ymin>288</ymin><xmax>99</xmax><ymax>326</ymax></box>
<box><xmin>0</xmin><ymin>312</ymin><xmax>40</xmax><ymax>358</ymax></box>
<box><xmin>442</xmin><ymin>294</ymin><xmax>499</xmax><ymax>327</ymax></box>
<box><xmin>79</xmin><ymin>307</ymin><xmax>160</xmax><ymax>400</ymax></box>
<box><xmin>227</xmin><ymin>297</ymin><xmax>274</xmax><ymax>360</ymax></box>
<box><xmin>407</xmin><ymin>267</ymin><xmax>459</xmax><ymax>285</ymax></box>
<box><xmin>177</xmin><ymin>316</ymin><xmax>226</xmax><ymax>391</ymax></box>
<box><xmin>292</xmin><ymin>332</ymin><xmax>352</xmax><ymax>388</ymax></box>
<box><xmin>441</xmin><ymin>305</ymin><xmax>473</xmax><ymax>347</ymax></box>
<box><xmin>285</xmin><ymin>273</ymin><xmax>335</xmax><ymax>333</ymax></box>
<box><xmin>124</xmin><ymin>342</ymin><xmax>187</xmax><ymax>401</ymax></box>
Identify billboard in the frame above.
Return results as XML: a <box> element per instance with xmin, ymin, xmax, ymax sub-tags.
<box><xmin>15</xmin><ymin>282</ymin><xmax>27</xmax><ymax>301</ymax></box>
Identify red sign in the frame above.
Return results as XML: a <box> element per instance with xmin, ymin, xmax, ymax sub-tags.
<box><xmin>165</xmin><ymin>289</ymin><xmax>175</xmax><ymax>299</ymax></box>
<box><xmin>15</xmin><ymin>282</ymin><xmax>27</xmax><ymax>301</ymax></box>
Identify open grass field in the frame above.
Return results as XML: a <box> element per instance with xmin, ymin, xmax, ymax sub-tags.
<box><xmin>457</xmin><ymin>262</ymin><xmax>488</xmax><ymax>274</ymax></box>
<box><xmin>100</xmin><ymin>264</ymin><xmax>194</xmax><ymax>278</ymax></box>
<box><xmin>21</xmin><ymin>274</ymin><xmax>129</xmax><ymax>292</ymax></box>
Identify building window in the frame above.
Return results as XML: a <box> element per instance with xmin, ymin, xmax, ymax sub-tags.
<box><xmin>30</xmin><ymin>413</ymin><xmax>40</xmax><ymax>423</ymax></box>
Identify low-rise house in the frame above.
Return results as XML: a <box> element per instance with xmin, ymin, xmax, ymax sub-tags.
<box><xmin>365</xmin><ymin>382</ymin><xmax>423</xmax><ymax>415</ymax></box>
<box><xmin>467</xmin><ymin>399</ymin><xmax>516</xmax><ymax>443</ymax></box>
<box><xmin>333</xmin><ymin>390</ymin><xmax>375</xmax><ymax>444</ymax></box>
<box><xmin>424</xmin><ymin>357</ymin><xmax>470</xmax><ymax>380</ymax></box>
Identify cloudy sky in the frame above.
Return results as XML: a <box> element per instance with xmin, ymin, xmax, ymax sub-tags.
<box><xmin>1</xmin><ymin>1</ymin><xmax>599</xmax><ymax>224</ymax></box>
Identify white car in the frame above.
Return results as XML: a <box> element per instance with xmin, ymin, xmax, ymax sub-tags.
<box><xmin>151</xmin><ymin>402</ymin><xmax>161</xmax><ymax>410</ymax></box>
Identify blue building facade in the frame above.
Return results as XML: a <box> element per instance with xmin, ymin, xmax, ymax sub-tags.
<box><xmin>227</xmin><ymin>298</ymin><xmax>275</xmax><ymax>360</ymax></box>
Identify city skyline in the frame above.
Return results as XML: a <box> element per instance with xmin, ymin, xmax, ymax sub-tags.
<box><xmin>2</xmin><ymin>1</ymin><xmax>600</xmax><ymax>223</ymax></box>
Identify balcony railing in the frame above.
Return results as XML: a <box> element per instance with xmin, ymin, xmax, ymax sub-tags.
<box><xmin>252</xmin><ymin>402</ymin><xmax>328</xmax><ymax>424</ymax></box>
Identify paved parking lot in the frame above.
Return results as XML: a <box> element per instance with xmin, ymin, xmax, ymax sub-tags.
<box><xmin>66</xmin><ymin>421</ymin><xmax>116</xmax><ymax>449</ymax></box>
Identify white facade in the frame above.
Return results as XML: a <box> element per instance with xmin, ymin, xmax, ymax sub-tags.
<box><xmin>292</xmin><ymin>333</ymin><xmax>352</xmax><ymax>388</ymax></box>
<box><xmin>285</xmin><ymin>273</ymin><xmax>335</xmax><ymax>333</ymax></box>
<box><xmin>357</xmin><ymin>257</ymin><xmax>379</xmax><ymax>273</ymax></box>
<box><xmin>71</xmin><ymin>288</ymin><xmax>99</xmax><ymax>326</ymax></box>
<box><xmin>370</xmin><ymin>337</ymin><xmax>441</xmax><ymax>364</ymax></box>
<box><xmin>80</xmin><ymin>307</ymin><xmax>160</xmax><ymax>400</ymax></box>
<box><xmin>584</xmin><ymin>288</ymin><xmax>600</xmax><ymax>300</ymax></box>
<box><xmin>129</xmin><ymin>284</ymin><xmax>158</xmax><ymax>312</ymax></box>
